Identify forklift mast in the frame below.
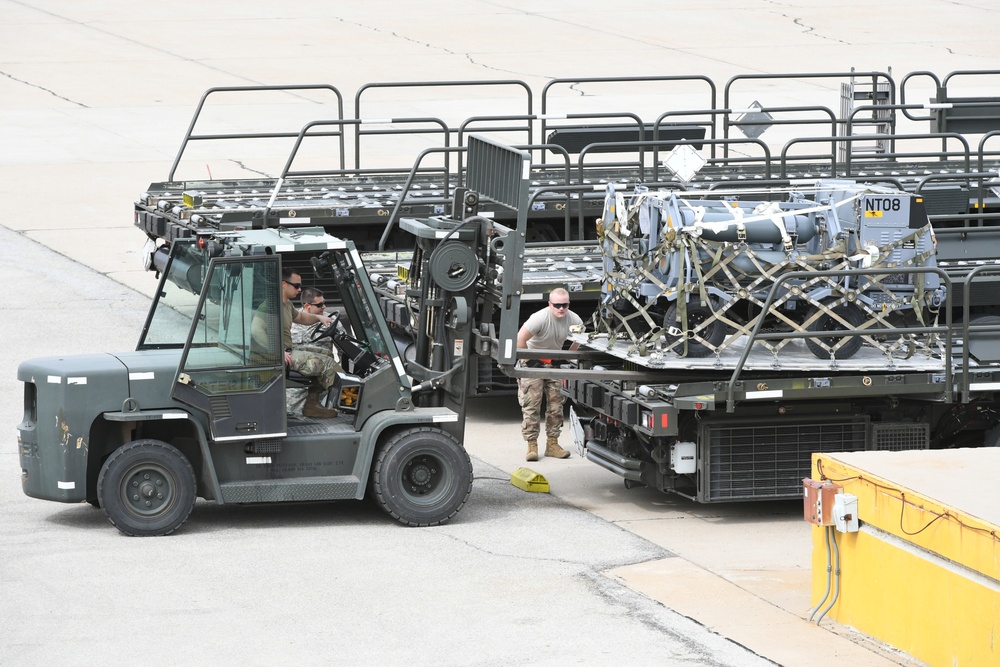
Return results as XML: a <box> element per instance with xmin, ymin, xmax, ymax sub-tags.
<box><xmin>388</xmin><ymin>136</ymin><xmax>532</xmax><ymax>433</ymax></box>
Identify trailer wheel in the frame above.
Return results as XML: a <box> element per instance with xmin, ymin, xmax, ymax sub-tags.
<box><xmin>663</xmin><ymin>302</ymin><xmax>725</xmax><ymax>357</ymax></box>
<box><xmin>371</xmin><ymin>427</ymin><xmax>473</xmax><ymax>527</ymax></box>
<box><xmin>805</xmin><ymin>303</ymin><xmax>865</xmax><ymax>359</ymax></box>
<box><xmin>97</xmin><ymin>439</ymin><xmax>197</xmax><ymax>537</ymax></box>
<box><xmin>967</xmin><ymin>314</ymin><xmax>1000</xmax><ymax>363</ymax></box>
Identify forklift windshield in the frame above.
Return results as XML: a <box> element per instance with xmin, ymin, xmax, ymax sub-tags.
<box><xmin>329</xmin><ymin>248</ymin><xmax>391</xmax><ymax>361</ymax></box>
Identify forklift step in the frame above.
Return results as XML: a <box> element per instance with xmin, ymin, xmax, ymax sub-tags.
<box><xmin>220</xmin><ymin>476</ymin><xmax>361</xmax><ymax>503</ymax></box>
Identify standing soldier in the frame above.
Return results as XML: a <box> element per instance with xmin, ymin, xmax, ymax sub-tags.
<box><xmin>516</xmin><ymin>288</ymin><xmax>583</xmax><ymax>461</ymax></box>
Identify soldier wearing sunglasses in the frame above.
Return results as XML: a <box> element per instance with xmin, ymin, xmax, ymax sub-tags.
<box><xmin>253</xmin><ymin>269</ymin><xmax>340</xmax><ymax>418</ymax></box>
<box><xmin>284</xmin><ymin>287</ymin><xmax>343</xmax><ymax>415</ymax></box>
<box><xmin>297</xmin><ymin>287</ymin><xmax>329</xmax><ymax>323</ymax></box>
<box><xmin>515</xmin><ymin>287</ymin><xmax>583</xmax><ymax>462</ymax></box>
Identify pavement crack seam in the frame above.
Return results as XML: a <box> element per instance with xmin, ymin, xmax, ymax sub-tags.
<box><xmin>328</xmin><ymin>16</ymin><xmax>525</xmax><ymax>78</ymax></box>
<box><xmin>228</xmin><ymin>160</ymin><xmax>272</xmax><ymax>178</ymax></box>
<box><xmin>433</xmin><ymin>530</ymin><xmax>597</xmax><ymax>566</ymax></box>
<box><xmin>585</xmin><ymin>570</ymin><xmax>782</xmax><ymax>667</ymax></box>
<box><xmin>0</xmin><ymin>70</ymin><xmax>88</xmax><ymax>108</ymax></box>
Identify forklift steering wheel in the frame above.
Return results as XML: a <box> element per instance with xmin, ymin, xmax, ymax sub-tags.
<box><xmin>310</xmin><ymin>310</ymin><xmax>341</xmax><ymax>344</ymax></box>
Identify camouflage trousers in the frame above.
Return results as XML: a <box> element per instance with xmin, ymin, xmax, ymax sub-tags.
<box><xmin>517</xmin><ymin>376</ymin><xmax>565</xmax><ymax>442</ymax></box>
<box><xmin>287</xmin><ymin>348</ymin><xmax>341</xmax><ymax>414</ymax></box>
<box><xmin>290</xmin><ymin>347</ymin><xmax>340</xmax><ymax>388</ymax></box>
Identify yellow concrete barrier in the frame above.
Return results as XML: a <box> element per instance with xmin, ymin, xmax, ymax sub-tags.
<box><xmin>809</xmin><ymin>449</ymin><xmax>1000</xmax><ymax>666</ymax></box>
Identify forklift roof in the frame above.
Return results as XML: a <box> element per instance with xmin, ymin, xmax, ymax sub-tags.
<box><xmin>218</xmin><ymin>226</ymin><xmax>349</xmax><ymax>253</ymax></box>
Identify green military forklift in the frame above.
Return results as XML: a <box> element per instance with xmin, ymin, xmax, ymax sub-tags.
<box><xmin>17</xmin><ymin>137</ymin><xmax>531</xmax><ymax>536</ymax></box>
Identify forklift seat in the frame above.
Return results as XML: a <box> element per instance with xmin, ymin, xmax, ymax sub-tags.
<box><xmin>286</xmin><ymin>368</ymin><xmax>322</xmax><ymax>389</ymax></box>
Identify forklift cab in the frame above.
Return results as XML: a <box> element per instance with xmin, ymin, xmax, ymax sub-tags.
<box><xmin>140</xmin><ymin>230</ymin><xmax>408</xmax><ymax>441</ymax></box>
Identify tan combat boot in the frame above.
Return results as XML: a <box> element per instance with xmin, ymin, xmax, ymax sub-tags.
<box><xmin>526</xmin><ymin>441</ymin><xmax>539</xmax><ymax>462</ymax></box>
<box><xmin>303</xmin><ymin>389</ymin><xmax>338</xmax><ymax>419</ymax></box>
<box><xmin>545</xmin><ymin>436</ymin><xmax>571</xmax><ymax>459</ymax></box>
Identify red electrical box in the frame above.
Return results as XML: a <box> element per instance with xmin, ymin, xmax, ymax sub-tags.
<box><xmin>803</xmin><ymin>478</ymin><xmax>842</xmax><ymax>526</ymax></box>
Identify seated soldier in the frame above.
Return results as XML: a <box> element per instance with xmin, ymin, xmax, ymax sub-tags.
<box><xmin>251</xmin><ymin>269</ymin><xmax>340</xmax><ymax>418</ymax></box>
<box><xmin>287</xmin><ymin>287</ymin><xmax>343</xmax><ymax>414</ymax></box>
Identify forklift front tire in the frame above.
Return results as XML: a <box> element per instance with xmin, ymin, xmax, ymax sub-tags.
<box><xmin>372</xmin><ymin>427</ymin><xmax>473</xmax><ymax>527</ymax></box>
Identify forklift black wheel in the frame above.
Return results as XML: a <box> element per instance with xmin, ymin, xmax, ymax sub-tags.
<box><xmin>371</xmin><ymin>427</ymin><xmax>473</xmax><ymax>527</ymax></box>
<box><xmin>97</xmin><ymin>439</ymin><xmax>197</xmax><ymax>537</ymax></box>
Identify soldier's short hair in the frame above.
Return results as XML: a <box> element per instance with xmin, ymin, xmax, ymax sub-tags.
<box><xmin>301</xmin><ymin>287</ymin><xmax>323</xmax><ymax>305</ymax></box>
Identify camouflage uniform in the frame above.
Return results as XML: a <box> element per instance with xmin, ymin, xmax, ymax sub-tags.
<box><xmin>286</xmin><ymin>321</ymin><xmax>340</xmax><ymax>413</ymax></box>
<box><xmin>289</xmin><ymin>328</ymin><xmax>340</xmax><ymax>388</ymax></box>
<box><xmin>517</xmin><ymin>302</ymin><xmax>583</xmax><ymax>445</ymax></box>
<box><xmin>282</xmin><ymin>301</ymin><xmax>341</xmax><ymax>414</ymax></box>
<box><xmin>517</xmin><ymin>367</ymin><xmax>565</xmax><ymax>441</ymax></box>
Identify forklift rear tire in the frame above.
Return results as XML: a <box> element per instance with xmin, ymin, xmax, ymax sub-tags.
<box><xmin>371</xmin><ymin>427</ymin><xmax>473</xmax><ymax>527</ymax></box>
<box><xmin>97</xmin><ymin>439</ymin><xmax>197</xmax><ymax>537</ymax></box>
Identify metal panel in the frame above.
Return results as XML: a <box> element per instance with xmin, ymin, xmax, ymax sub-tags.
<box><xmin>838</xmin><ymin>78</ymin><xmax>891</xmax><ymax>161</ymax></box>
<box><xmin>703</xmin><ymin>417</ymin><xmax>869</xmax><ymax>502</ymax></box>
<box><xmin>871</xmin><ymin>422</ymin><xmax>930</xmax><ymax>451</ymax></box>
<box><xmin>465</xmin><ymin>135</ymin><xmax>531</xmax><ymax>215</ymax></box>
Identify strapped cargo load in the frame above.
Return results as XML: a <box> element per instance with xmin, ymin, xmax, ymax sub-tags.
<box><xmin>588</xmin><ymin>181</ymin><xmax>943</xmax><ymax>369</ymax></box>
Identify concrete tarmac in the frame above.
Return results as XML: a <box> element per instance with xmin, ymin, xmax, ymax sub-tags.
<box><xmin>0</xmin><ymin>225</ymin><xmax>773</xmax><ymax>666</ymax></box>
<box><xmin>3</xmin><ymin>2</ymin><xmax>998</xmax><ymax>665</ymax></box>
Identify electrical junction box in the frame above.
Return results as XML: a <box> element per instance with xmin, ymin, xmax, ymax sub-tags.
<box><xmin>834</xmin><ymin>493</ymin><xmax>859</xmax><ymax>533</ymax></box>
<box><xmin>670</xmin><ymin>441</ymin><xmax>697</xmax><ymax>474</ymax></box>
<box><xmin>803</xmin><ymin>478</ymin><xmax>842</xmax><ymax>526</ymax></box>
